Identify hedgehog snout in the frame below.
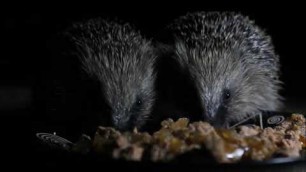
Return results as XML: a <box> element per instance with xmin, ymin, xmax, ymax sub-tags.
<box><xmin>204</xmin><ymin>103</ymin><xmax>227</xmax><ymax>128</ymax></box>
<box><xmin>111</xmin><ymin>112</ymin><xmax>132</xmax><ymax>131</ymax></box>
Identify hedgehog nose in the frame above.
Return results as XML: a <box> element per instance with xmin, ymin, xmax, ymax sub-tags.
<box><xmin>205</xmin><ymin>111</ymin><xmax>215</xmax><ymax>122</ymax></box>
<box><xmin>204</xmin><ymin>105</ymin><xmax>227</xmax><ymax>128</ymax></box>
<box><xmin>205</xmin><ymin>106</ymin><xmax>216</xmax><ymax>120</ymax></box>
<box><xmin>112</xmin><ymin>115</ymin><xmax>130</xmax><ymax>131</ymax></box>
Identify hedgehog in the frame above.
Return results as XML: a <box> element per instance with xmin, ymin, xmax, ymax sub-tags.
<box><xmin>156</xmin><ymin>12</ymin><xmax>283</xmax><ymax>127</ymax></box>
<box><xmin>61</xmin><ymin>19</ymin><xmax>156</xmax><ymax>131</ymax></box>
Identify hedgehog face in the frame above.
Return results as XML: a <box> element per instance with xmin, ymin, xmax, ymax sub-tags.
<box><xmin>103</xmin><ymin>63</ymin><xmax>156</xmax><ymax>131</ymax></box>
<box><xmin>175</xmin><ymin>42</ymin><xmax>282</xmax><ymax>127</ymax></box>
<box><xmin>184</xmin><ymin>47</ymin><xmax>245</xmax><ymax>127</ymax></box>
<box><xmin>195</xmin><ymin>60</ymin><xmax>246</xmax><ymax>128</ymax></box>
<box><xmin>81</xmin><ymin>42</ymin><xmax>156</xmax><ymax>131</ymax></box>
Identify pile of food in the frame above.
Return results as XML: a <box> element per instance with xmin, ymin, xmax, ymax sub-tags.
<box><xmin>73</xmin><ymin>114</ymin><xmax>306</xmax><ymax>163</ymax></box>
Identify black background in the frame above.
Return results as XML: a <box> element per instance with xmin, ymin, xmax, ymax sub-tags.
<box><xmin>0</xmin><ymin>2</ymin><xmax>305</xmax><ymax>169</ymax></box>
<box><xmin>1</xmin><ymin>0</ymin><xmax>306</xmax><ymax>149</ymax></box>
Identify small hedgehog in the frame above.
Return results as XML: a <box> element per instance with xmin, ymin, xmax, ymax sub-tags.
<box><xmin>158</xmin><ymin>12</ymin><xmax>283</xmax><ymax>127</ymax></box>
<box><xmin>63</xmin><ymin>19</ymin><xmax>156</xmax><ymax>131</ymax></box>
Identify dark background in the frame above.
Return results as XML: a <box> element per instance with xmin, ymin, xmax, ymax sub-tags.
<box><xmin>0</xmin><ymin>2</ymin><xmax>304</xmax><ymax>169</ymax></box>
<box><xmin>1</xmin><ymin>3</ymin><xmax>305</xmax><ymax>145</ymax></box>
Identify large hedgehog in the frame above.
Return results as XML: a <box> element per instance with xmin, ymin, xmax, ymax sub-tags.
<box><xmin>157</xmin><ymin>12</ymin><xmax>283</xmax><ymax>127</ymax></box>
<box><xmin>59</xmin><ymin>19</ymin><xmax>156</xmax><ymax>131</ymax></box>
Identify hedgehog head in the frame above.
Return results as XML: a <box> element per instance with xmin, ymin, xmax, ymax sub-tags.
<box><xmin>70</xmin><ymin>19</ymin><xmax>156</xmax><ymax>131</ymax></box>
<box><xmin>167</xmin><ymin>12</ymin><xmax>282</xmax><ymax>127</ymax></box>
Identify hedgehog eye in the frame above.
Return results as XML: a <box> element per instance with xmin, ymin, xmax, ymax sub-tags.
<box><xmin>223</xmin><ymin>89</ymin><xmax>231</xmax><ymax>101</ymax></box>
<box><xmin>136</xmin><ymin>99</ymin><xmax>142</xmax><ymax>106</ymax></box>
<box><xmin>136</xmin><ymin>98</ymin><xmax>142</xmax><ymax>106</ymax></box>
<box><xmin>131</xmin><ymin>97</ymin><xmax>143</xmax><ymax>114</ymax></box>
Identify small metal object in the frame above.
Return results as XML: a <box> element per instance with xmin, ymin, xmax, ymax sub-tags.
<box><xmin>259</xmin><ymin>112</ymin><xmax>263</xmax><ymax>129</ymax></box>
<box><xmin>229</xmin><ymin>112</ymin><xmax>296</xmax><ymax>129</ymax></box>
<box><xmin>267</xmin><ymin>115</ymin><xmax>285</xmax><ymax>125</ymax></box>
<box><xmin>36</xmin><ymin>132</ymin><xmax>74</xmax><ymax>151</ymax></box>
<box><xmin>229</xmin><ymin>114</ymin><xmax>258</xmax><ymax>129</ymax></box>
